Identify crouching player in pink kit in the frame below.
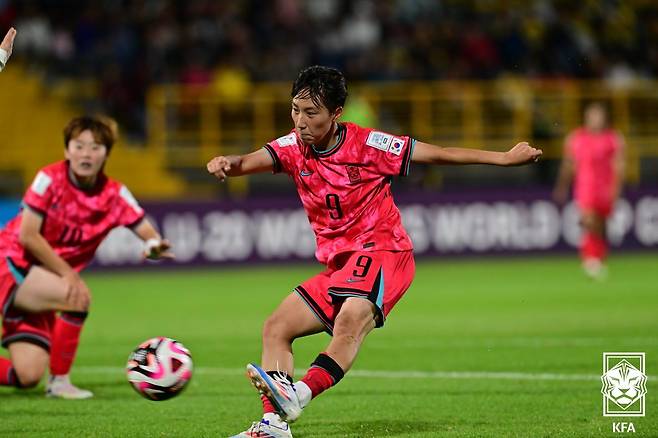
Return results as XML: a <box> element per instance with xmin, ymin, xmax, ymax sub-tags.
<box><xmin>0</xmin><ymin>116</ymin><xmax>173</xmax><ymax>398</ymax></box>
<box><xmin>207</xmin><ymin>66</ymin><xmax>542</xmax><ymax>437</ymax></box>
<box><xmin>554</xmin><ymin>102</ymin><xmax>625</xmax><ymax>279</ymax></box>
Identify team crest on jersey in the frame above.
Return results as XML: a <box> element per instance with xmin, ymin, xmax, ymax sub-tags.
<box><xmin>346</xmin><ymin>166</ymin><xmax>361</xmax><ymax>184</ymax></box>
<box><xmin>31</xmin><ymin>171</ymin><xmax>52</xmax><ymax>196</ymax></box>
<box><xmin>275</xmin><ymin>134</ymin><xmax>297</xmax><ymax>147</ymax></box>
<box><xmin>366</xmin><ymin>131</ymin><xmax>393</xmax><ymax>151</ymax></box>
<box><xmin>389</xmin><ymin>138</ymin><xmax>404</xmax><ymax>156</ymax></box>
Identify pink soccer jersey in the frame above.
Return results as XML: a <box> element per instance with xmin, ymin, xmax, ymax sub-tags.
<box><xmin>568</xmin><ymin>128</ymin><xmax>621</xmax><ymax>211</ymax></box>
<box><xmin>0</xmin><ymin>160</ymin><xmax>145</xmax><ymax>271</ymax></box>
<box><xmin>263</xmin><ymin>122</ymin><xmax>415</xmax><ymax>265</ymax></box>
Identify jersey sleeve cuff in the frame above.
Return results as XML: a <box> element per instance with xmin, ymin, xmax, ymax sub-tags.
<box><xmin>263</xmin><ymin>144</ymin><xmax>282</xmax><ymax>174</ymax></box>
<box><xmin>21</xmin><ymin>201</ymin><xmax>46</xmax><ymax>217</ymax></box>
<box><xmin>126</xmin><ymin>214</ymin><xmax>146</xmax><ymax>230</ymax></box>
<box><xmin>399</xmin><ymin>138</ymin><xmax>415</xmax><ymax>177</ymax></box>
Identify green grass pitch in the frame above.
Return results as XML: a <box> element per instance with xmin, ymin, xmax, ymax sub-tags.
<box><xmin>1</xmin><ymin>254</ymin><xmax>657</xmax><ymax>437</ymax></box>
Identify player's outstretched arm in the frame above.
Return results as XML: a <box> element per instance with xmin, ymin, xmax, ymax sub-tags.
<box><xmin>0</xmin><ymin>27</ymin><xmax>16</xmax><ymax>72</ymax></box>
<box><xmin>411</xmin><ymin>141</ymin><xmax>542</xmax><ymax>167</ymax></box>
<box><xmin>132</xmin><ymin>219</ymin><xmax>175</xmax><ymax>260</ymax></box>
<box><xmin>206</xmin><ymin>148</ymin><xmax>273</xmax><ymax>181</ymax></box>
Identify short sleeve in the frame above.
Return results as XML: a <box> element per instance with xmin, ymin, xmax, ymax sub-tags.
<box><xmin>22</xmin><ymin>170</ymin><xmax>55</xmax><ymax>215</ymax></box>
<box><xmin>263</xmin><ymin>132</ymin><xmax>299</xmax><ymax>176</ymax></box>
<box><xmin>117</xmin><ymin>185</ymin><xmax>145</xmax><ymax>228</ymax></box>
<box><xmin>363</xmin><ymin>130</ymin><xmax>415</xmax><ymax>177</ymax></box>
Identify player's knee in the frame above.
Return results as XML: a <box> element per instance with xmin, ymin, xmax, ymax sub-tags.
<box><xmin>333</xmin><ymin>306</ymin><xmax>373</xmax><ymax>338</ymax></box>
<box><xmin>262</xmin><ymin>314</ymin><xmax>294</xmax><ymax>343</ymax></box>
<box><xmin>14</xmin><ymin>365</ymin><xmax>45</xmax><ymax>388</ymax></box>
<box><xmin>71</xmin><ymin>297</ymin><xmax>92</xmax><ymax>312</ymax></box>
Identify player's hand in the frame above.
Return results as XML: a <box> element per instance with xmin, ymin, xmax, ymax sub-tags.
<box><xmin>0</xmin><ymin>27</ymin><xmax>17</xmax><ymax>71</ymax></box>
<box><xmin>1</xmin><ymin>27</ymin><xmax>16</xmax><ymax>55</ymax></box>
<box><xmin>207</xmin><ymin>156</ymin><xmax>237</xmax><ymax>181</ymax></box>
<box><xmin>62</xmin><ymin>271</ymin><xmax>91</xmax><ymax>311</ymax></box>
<box><xmin>143</xmin><ymin>238</ymin><xmax>175</xmax><ymax>261</ymax></box>
<box><xmin>503</xmin><ymin>142</ymin><xmax>542</xmax><ymax>166</ymax></box>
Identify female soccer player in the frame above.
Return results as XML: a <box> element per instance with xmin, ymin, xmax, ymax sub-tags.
<box><xmin>554</xmin><ymin>101</ymin><xmax>625</xmax><ymax>279</ymax></box>
<box><xmin>207</xmin><ymin>66</ymin><xmax>541</xmax><ymax>438</ymax></box>
<box><xmin>0</xmin><ymin>116</ymin><xmax>173</xmax><ymax>398</ymax></box>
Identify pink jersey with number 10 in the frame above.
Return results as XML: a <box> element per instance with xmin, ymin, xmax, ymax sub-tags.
<box><xmin>263</xmin><ymin>122</ymin><xmax>415</xmax><ymax>265</ymax></box>
<box><xmin>0</xmin><ymin>160</ymin><xmax>145</xmax><ymax>272</ymax></box>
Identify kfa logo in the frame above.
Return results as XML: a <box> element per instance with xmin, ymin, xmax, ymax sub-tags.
<box><xmin>345</xmin><ymin>166</ymin><xmax>361</xmax><ymax>184</ymax></box>
<box><xmin>601</xmin><ymin>352</ymin><xmax>646</xmax><ymax>417</ymax></box>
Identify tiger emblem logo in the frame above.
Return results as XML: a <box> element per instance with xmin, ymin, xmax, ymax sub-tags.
<box><xmin>601</xmin><ymin>359</ymin><xmax>647</xmax><ymax>410</ymax></box>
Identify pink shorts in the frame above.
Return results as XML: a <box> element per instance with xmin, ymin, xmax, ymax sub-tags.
<box><xmin>0</xmin><ymin>258</ymin><xmax>54</xmax><ymax>352</ymax></box>
<box><xmin>295</xmin><ymin>250</ymin><xmax>415</xmax><ymax>334</ymax></box>
<box><xmin>577</xmin><ymin>197</ymin><xmax>613</xmax><ymax>218</ymax></box>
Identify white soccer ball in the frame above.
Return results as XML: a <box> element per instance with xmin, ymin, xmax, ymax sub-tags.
<box><xmin>126</xmin><ymin>337</ymin><xmax>193</xmax><ymax>401</ymax></box>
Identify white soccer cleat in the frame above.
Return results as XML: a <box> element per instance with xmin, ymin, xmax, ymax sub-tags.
<box><xmin>46</xmin><ymin>375</ymin><xmax>93</xmax><ymax>399</ymax></box>
<box><xmin>230</xmin><ymin>415</ymin><xmax>293</xmax><ymax>438</ymax></box>
<box><xmin>246</xmin><ymin>363</ymin><xmax>302</xmax><ymax>422</ymax></box>
<box><xmin>583</xmin><ymin>258</ymin><xmax>608</xmax><ymax>281</ymax></box>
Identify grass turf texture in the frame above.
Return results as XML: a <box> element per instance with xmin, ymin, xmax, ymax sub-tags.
<box><xmin>0</xmin><ymin>254</ymin><xmax>657</xmax><ymax>437</ymax></box>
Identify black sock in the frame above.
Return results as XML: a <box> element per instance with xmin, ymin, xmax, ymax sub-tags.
<box><xmin>311</xmin><ymin>353</ymin><xmax>345</xmax><ymax>384</ymax></box>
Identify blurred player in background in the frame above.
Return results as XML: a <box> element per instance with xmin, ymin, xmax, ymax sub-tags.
<box><xmin>0</xmin><ymin>115</ymin><xmax>173</xmax><ymax>399</ymax></box>
<box><xmin>208</xmin><ymin>66</ymin><xmax>542</xmax><ymax>438</ymax></box>
<box><xmin>554</xmin><ymin>102</ymin><xmax>625</xmax><ymax>279</ymax></box>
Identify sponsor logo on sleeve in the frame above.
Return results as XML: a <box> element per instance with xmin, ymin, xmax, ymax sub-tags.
<box><xmin>30</xmin><ymin>171</ymin><xmax>52</xmax><ymax>196</ymax></box>
<box><xmin>276</xmin><ymin>134</ymin><xmax>297</xmax><ymax>147</ymax></box>
<box><xmin>366</xmin><ymin>131</ymin><xmax>392</xmax><ymax>151</ymax></box>
<box><xmin>120</xmin><ymin>185</ymin><xmax>144</xmax><ymax>214</ymax></box>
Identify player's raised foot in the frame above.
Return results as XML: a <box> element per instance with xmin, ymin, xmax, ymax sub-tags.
<box><xmin>230</xmin><ymin>414</ymin><xmax>292</xmax><ymax>438</ymax></box>
<box><xmin>246</xmin><ymin>363</ymin><xmax>302</xmax><ymax>422</ymax></box>
<box><xmin>46</xmin><ymin>375</ymin><xmax>93</xmax><ymax>399</ymax></box>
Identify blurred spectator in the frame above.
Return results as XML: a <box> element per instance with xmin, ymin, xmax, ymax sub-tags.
<box><xmin>2</xmin><ymin>0</ymin><xmax>657</xmax><ymax>137</ymax></box>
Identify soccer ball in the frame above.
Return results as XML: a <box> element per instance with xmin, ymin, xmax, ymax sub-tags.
<box><xmin>126</xmin><ymin>337</ymin><xmax>193</xmax><ymax>401</ymax></box>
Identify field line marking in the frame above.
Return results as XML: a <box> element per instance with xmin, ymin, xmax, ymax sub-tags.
<box><xmin>77</xmin><ymin>366</ymin><xmax>657</xmax><ymax>382</ymax></box>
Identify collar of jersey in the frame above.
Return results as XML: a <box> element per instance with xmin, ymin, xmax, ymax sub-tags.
<box><xmin>65</xmin><ymin>160</ymin><xmax>107</xmax><ymax>195</ymax></box>
<box><xmin>311</xmin><ymin>123</ymin><xmax>345</xmax><ymax>157</ymax></box>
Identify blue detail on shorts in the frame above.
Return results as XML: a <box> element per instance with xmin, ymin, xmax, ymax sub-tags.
<box><xmin>376</xmin><ymin>268</ymin><xmax>385</xmax><ymax>309</ymax></box>
<box><xmin>6</xmin><ymin>258</ymin><xmax>25</xmax><ymax>284</ymax></box>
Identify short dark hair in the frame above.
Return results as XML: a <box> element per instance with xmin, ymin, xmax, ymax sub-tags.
<box><xmin>291</xmin><ymin>66</ymin><xmax>348</xmax><ymax>113</ymax></box>
<box><xmin>63</xmin><ymin>116</ymin><xmax>117</xmax><ymax>153</ymax></box>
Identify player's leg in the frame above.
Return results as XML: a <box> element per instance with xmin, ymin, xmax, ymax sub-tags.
<box><xmin>321</xmin><ymin>297</ymin><xmax>376</xmax><ymax>370</ymax></box>
<box><xmin>0</xmin><ymin>262</ymin><xmax>49</xmax><ymax>388</ymax></box>
<box><xmin>290</xmin><ymin>297</ymin><xmax>375</xmax><ymax>416</ymax></box>
<box><xmin>11</xmin><ymin>266</ymin><xmax>92</xmax><ymax>398</ymax></box>
<box><xmin>234</xmin><ymin>292</ymin><xmax>326</xmax><ymax>437</ymax></box>
<box><xmin>261</xmin><ymin>292</ymin><xmax>327</xmax><ymax>375</ymax></box>
<box><xmin>580</xmin><ymin>209</ymin><xmax>608</xmax><ymax>278</ymax></box>
<box><xmin>292</xmin><ymin>251</ymin><xmax>415</xmax><ymax>416</ymax></box>
<box><xmin>253</xmin><ymin>251</ymin><xmax>415</xmax><ymax>424</ymax></box>
<box><xmin>0</xmin><ymin>307</ymin><xmax>54</xmax><ymax>389</ymax></box>
<box><xmin>237</xmin><ymin>295</ymin><xmax>376</xmax><ymax>437</ymax></box>
<box><xmin>7</xmin><ymin>342</ymin><xmax>49</xmax><ymax>388</ymax></box>
<box><xmin>12</xmin><ymin>265</ymin><xmax>88</xmax><ymax>313</ymax></box>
